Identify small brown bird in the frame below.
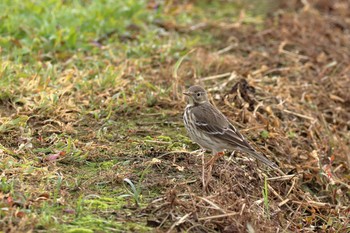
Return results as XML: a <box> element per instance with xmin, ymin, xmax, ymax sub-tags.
<box><xmin>183</xmin><ymin>85</ymin><xmax>278</xmax><ymax>169</ymax></box>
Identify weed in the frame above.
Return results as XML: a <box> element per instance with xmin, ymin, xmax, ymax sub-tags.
<box><xmin>262</xmin><ymin>176</ymin><xmax>270</xmax><ymax>220</ymax></box>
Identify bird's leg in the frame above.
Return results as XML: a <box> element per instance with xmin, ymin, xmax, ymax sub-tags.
<box><xmin>201</xmin><ymin>151</ymin><xmax>206</xmax><ymax>192</ymax></box>
<box><xmin>188</xmin><ymin>148</ymin><xmax>207</xmax><ymax>192</ymax></box>
<box><xmin>203</xmin><ymin>151</ymin><xmax>225</xmax><ymax>192</ymax></box>
<box><xmin>205</xmin><ymin>151</ymin><xmax>225</xmax><ymax>168</ymax></box>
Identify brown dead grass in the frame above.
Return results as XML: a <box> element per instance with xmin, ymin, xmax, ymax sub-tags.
<box><xmin>139</xmin><ymin>0</ymin><xmax>350</xmax><ymax>232</ymax></box>
<box><xmin>1</xmin><ymin>0</ymin><xmax>350</xmax><ymax>232</ymax></box>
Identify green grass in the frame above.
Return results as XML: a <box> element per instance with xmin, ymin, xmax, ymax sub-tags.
<box><xmin>1</xmin><ymin>1</ymin><xmax>221</xmax><ymax>120</ymax></box>
<box><xmin>262</xmin><ymin>176</ymin><xmax>270</xmax><ymax>220</ymax></box>
<box><xmin>0</xmin><ymin>0</ymin><xmax>260</xmax><ymax>114</ymax></box>
<box><xmin>0</xmin><ymin>0</ymin><xmax>208</xmax><ymax>65</ymax></box>
<box><xmin>0</xmin><ymin>1</ymin><xmax>276</xmax><ymax>230</ymax></box>
<box><xmin>1</xmin><ymin>0</ymin><xmax>147</xmax><ymax>60</ymax></box>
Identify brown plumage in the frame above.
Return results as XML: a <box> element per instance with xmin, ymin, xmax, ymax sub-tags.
<box><xmin>183</xmin><ymin>85</ymin><xmax>278</xmax><ymax>169</ymax></box>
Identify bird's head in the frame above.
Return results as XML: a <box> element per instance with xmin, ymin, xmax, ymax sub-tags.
<box><xmin>183</xmin><ymin>85</ymin><xmax>208</xmax><ymax>105</ymax></box>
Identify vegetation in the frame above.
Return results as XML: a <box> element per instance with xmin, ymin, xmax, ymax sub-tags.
<box><xmin>1</xmin><ymin>0</ymin><xmax>349</xmax><ymax>232</ymax></box>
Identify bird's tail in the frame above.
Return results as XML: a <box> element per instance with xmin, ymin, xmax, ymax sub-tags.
<box><xmin>243</xmin><ymin>148</ymin><xmax>279</xmax><ymax>170</ymax></box>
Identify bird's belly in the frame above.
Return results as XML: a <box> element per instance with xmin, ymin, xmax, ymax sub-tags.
<box><xmin>187</xmin><ymin>128</ymin><xmax>224</xmax><ymax>152</ymax></box>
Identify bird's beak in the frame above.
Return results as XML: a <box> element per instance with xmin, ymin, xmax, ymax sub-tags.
<box><xmin>183</xmin><ymin>91</ymin><xmax>191</xmax><ymax>96</ymax></box>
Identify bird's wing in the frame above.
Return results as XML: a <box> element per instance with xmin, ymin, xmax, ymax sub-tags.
<box><xmin>191</xmin><ymin>103</ymin><xmax>251</xmax><ymax>149</ymax></box>
<box><xmin>191</xmin><ymin>103</ymin><xmax>278</xmax><ymax>169</ymax></box>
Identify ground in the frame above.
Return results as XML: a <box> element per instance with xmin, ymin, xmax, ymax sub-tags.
<box><xmin>0</xmin><ymin>0</ymin><xmax>349</xmax><ymax>232</ymax></box>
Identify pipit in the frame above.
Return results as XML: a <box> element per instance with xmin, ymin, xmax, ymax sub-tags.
<box><xmin>183</xmin><ymin>85</ymin><xmax>278</xmax><ymax>170</ymax></box>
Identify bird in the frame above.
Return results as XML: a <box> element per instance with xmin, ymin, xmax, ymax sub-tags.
<box><xmin>183</xmin><ymin>85</ymin><xmax>278</xmax><ymax>170</ymax></box>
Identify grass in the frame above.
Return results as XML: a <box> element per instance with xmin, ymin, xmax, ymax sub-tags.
<box><xmin>1</xmin><ymin>0</ymin><xmax>350</xmax><ymax>232</ymax></box>
<box><xmin>262</xmin><ymin>176</ymin><xmax>270</xmax><ymax>220</ymax></box>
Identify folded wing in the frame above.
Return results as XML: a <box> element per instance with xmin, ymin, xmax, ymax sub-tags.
<box><xmin>191</xmin><ymin>103</ymin><xmax>277</xmax><ymax>169</ymax></box>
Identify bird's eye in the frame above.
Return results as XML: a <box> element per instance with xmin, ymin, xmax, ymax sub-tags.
<box><xmin>197</xmin><ymin>93</ymin><xmax>201</xmax><ymax>97</ymax></box>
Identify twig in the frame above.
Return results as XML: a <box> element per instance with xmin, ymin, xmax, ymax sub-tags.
<box><xmin>278</xmin><ymin>198</ymin><xmax>290</xmax><ymax>207</ymax></box>
<box><xmin>286</xmin><ymin>177</ymin><xmax>297</xmax><ymax>197</ymax></box>
<box><xmin>333</xmin><ymin>178</ymin><xmax>350</xmax><ymax>190</ymax></box>
<box><xmin>160</xmin><ymin>212</ymin><xmax>171</xmax><ymax>228</ymax></box>
<box><xmin>217</xmin><ymin>44</ymin><xmax>237</xmax><ymax>55</ymax></box>
<box><xmin>198</xmin><ymin>212</ymin><xmax>238</xmax><ymax>221</ymax></box>
<box><xmin>252</xmin><ymin>101</ymin><xmax>264</xmax><ymax>118</ymax></box>
<box><xmin>267</xmin><ymin>184</ymin><xmax>295</xmax><ymax>213</ymax></box>
<box><xmin>213</xmin><ymin>71</ymin><xmax>239</xmax><ymax>92</ymax></box>
<box><xmin>198</xmin><ymin>197</ymin><xmax>227</xmax><ymax>214</ymax></box>
<box><xmin>283</xmin><ymin>204</ymin><xmax>301</xmax><ymax>232</ymax></box>
<box><xmin>167</xmin><ymin>213</ymin><xmax>191</xmax><ymax>233</ymax></box>
<box><xmin>199</xmin><ymin>72</ymin><xmax>232</xmax><ymax>81</ymax></box>
<box><xmin>266</xmin><ymin>174</ymin><xmax>296</xmax><ymax>181</ymax></box>
<box><xmin>292</xmin><ymin>200</ymin><xmax>333</xmax><ymax>208</ymax></box>
<box><xmin>333</xmin><ymin>164</ymin><xmax>343</xmax><ymax>173</ymax></box>
<box><xmin>239</xmin><ymin>203</ymin><xmax>246</xmax><ymax>215</ymax></box>
<box><xmin>144</xmin><ymin>140</ymin><xmax>171</xmax><ymax>144</ymax></box>
<box><xmin>178</xmin><ymin>179</ymin><xmax>197</xmax><ymax>185</ymax></box>
<box><xmin>268</xmin><ymin>184</ymin><xmax>284</xmax><ymax>202</ymax></box>
<box><xmin>151</xmin><ymin>197</ymin><xmax>166</xmax><ymax>204</ymax></box>
<box><xmin>263</xmin><ymin>67</ymin><xmax>291</xmax><ymax>75</ymax></box>
<box><xmin>278</xmin><ymin>41</ymin><xmax>309</xmax><ymax>60</ymax></box>
<box><xmin>283</xmin><ymin>109</ymin><xmax>316</xmax><ymax>121</ymax></box>
<box><xmin>189</xmin><ymin>22</ymin><xmax>207</xmax><ymax>31</ymax></box>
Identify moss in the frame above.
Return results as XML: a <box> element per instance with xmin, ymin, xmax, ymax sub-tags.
<box><xmin>144</xmin><ymin>135</ymin><xmax>153</xmax><ymax>140</ymax></box>
<box><xmin>83</xmin><ymin>196</ymin><xmax>126</xmax><ymax>211</ymax></box>
<box><xmin>66</xmin><ymin>215</ymin><xmax>152</xmax><ymax>232</ymax></box>
<box><xmin>99</xmin><ymin>160</ymin><xmax>116</xmax><ymax>169</ymax></box>
<box><xmin>66</xmin><ymin>228</ymin><xmax>94</xmax><ymax>233</ymax></box>
<box><xmin>157</xmin><ymin>135</ymin><xmax>172</xmax><ymax>142</ymax></box>
<box><xmin>260</xmin><ymin>130</ymin><xmax>270</xmax><ymax>139</ymax></box>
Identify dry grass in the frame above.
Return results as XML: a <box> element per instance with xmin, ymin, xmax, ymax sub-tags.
<box><xmin>1</xmin><ymin>0</ymin><xmax>349</xmax><ymax>232</ymax></box>
<box><xmin>140</xmin><ymin>1</ymin><xmax>350</xmax><ymax>232</ymax></box>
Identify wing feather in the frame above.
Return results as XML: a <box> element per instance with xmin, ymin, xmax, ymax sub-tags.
<box><xmin>191</xmin><ymin>103</ymin><xmax>278</xmax><ymax>169</ymax></box>
<box><xmin>191</xmin><ymin>103</ymin><xmax>251</xmax><ymax>150</ymax></box>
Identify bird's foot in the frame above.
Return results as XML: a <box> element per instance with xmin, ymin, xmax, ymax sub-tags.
<box><xmin>205</xmin><ymin>151</ymin><xmax>225</xmax><ymax>168</ymax></box>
